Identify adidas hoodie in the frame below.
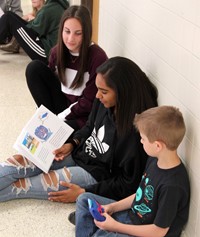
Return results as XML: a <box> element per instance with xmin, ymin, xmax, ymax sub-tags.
<box><xmin>71</xmin><ymin>99</ymin><xmax>148</xmax><ymax>201</ymax></box>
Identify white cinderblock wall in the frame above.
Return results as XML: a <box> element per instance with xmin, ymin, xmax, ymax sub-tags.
<box><xmin>98</xmin><ymin>1</ymin><xmax>200</xmax><ymax>236</ymax></box>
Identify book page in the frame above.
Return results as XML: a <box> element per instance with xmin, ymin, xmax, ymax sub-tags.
<box><xmin>13</xmin><ymin>105</ymin><xmax>74</xmax><ymax>173</ymax></box>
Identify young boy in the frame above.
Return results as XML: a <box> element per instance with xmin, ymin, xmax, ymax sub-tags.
<box><xmin>73</xmin><ymin>106</ymin><xmax>190</xmax><ymax>237</ymax></box>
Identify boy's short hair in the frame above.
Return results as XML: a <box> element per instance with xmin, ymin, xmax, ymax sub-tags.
<box><xmin>134</xmin><ymin>106</ymin><xmax>186</xmax><ymax>150</ymax></box>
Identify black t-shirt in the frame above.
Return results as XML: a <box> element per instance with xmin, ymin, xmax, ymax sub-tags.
<box><xmin>129</xmin><ymin>157</ymin><xmax>190</xmax><ymax>237</ymax></box>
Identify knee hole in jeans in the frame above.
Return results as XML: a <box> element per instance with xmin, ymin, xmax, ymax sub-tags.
<box><xmin>40</xmin><ymin>167</ymin><xmax>72</xmax><ymax>191</ymax></box>
<box><xmin>6</xmin><ymin>155</ymin><xmax>35</xmax><ymax>168</ymax></box>
<box><xmin>13</xmin><ymin>178</ymin><xmax>31</xmax><ymax>194</ymax></box>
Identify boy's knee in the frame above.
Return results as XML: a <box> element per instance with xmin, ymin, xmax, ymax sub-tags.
<box><xmin>77</xmin><ymin>192</ymin><xmax>93</xmax><ymax>204</ymax></box>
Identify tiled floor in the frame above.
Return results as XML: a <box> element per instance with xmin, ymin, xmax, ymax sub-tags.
<box><xmin>0</xmin><ymin>1</ymin><xmax>75</xmax><ymax>236</ymax></box>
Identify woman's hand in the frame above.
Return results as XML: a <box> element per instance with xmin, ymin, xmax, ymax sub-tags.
<box><xmin>23</xmin><ymin>13</ymin><xmax>35</xmax><ymax>21</ymax></box>
<box><xmin>53</xmin><ymin>143</ymin><xmax>73</xmax><ymax>161</ymax></box>
<box><xmin>48</xmin><ymin>182</ymin><xmax>85</xmax><ymax>203</ymax></box>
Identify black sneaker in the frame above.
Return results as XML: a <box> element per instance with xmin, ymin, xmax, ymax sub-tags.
<box><xmin>68</xmin><ymin>211</ymin><xmax>76</xmax><ymax>225</ymax></box>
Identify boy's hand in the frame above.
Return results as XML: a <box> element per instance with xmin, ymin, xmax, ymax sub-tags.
<box><xmin>102</xmin><ymin>204</ymin><xmax>115</xmax><ymax>215</ymax></box>
<box><xmin>94</xmin><ymin>213</ymin><xmax>117</xmax><ymax>231</ymax></box>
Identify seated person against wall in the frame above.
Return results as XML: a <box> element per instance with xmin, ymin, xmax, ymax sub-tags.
<box><xmin>0</xmin><ymin>0</ymin><xmax>69</xmax><ymax>63</ymax></box>
<box><xmin>0</xmin><ymin>0</ymin><xmax>23</xmax><ymax>17</ymax></box>
<box><xmin>1</xmin><ymin>0</ymin><xmax>45</xmax><ymax>53</ymax></box>
<box><xmin>26</xmin><ymin>5</ymin><xmax>108</xmax><ymax>131</ymax></box>
<box><xmin>0</xmin><ymin>0</ymin><xmax>23</xmax><ymax>44</ymax></box>
<box><xmin>74</xmin><ymin>105</ymin><xmax>190</xmax><ymax>237</ymax></box>
<box><xmin>23</xmin><ymin>0</ymin><xmax>45</xmax><ymax>22</ymax></box>
<box><xmin>0</xmin><ymin>57</ymin><xmax>158</xmax><ymax>205</ymax></box>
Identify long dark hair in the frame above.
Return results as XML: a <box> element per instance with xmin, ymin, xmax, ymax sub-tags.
<box><xmin>96</xmin><ymin>57</ymin><xmax>158</xmax><ymax>136</ymax></box>
<box><xmin>56</xmin><ymin>5</ymin><xmax>92</xmax><ymax>88</ymax></box>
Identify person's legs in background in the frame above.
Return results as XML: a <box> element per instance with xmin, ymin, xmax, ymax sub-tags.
<box><xmin>26</xmin><ymin>60</ymin><xmax>69</xmax><ymax>114</ymax></box>
<box><xmin>0</xmin><ymin>11</ymin><xmax>47</xmax><ymax>63</ymax></box>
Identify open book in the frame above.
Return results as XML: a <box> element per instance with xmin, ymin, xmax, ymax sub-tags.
<box><xmin>14</xmin><ymin>105</ymin><xmax>74</xmax><ymax>173</ymax></box>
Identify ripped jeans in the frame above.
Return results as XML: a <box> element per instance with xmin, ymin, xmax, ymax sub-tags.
<box><xmin>0</xmin><ymin>154</ymin><xmax>97</xmax><ymax>202</ymax></box>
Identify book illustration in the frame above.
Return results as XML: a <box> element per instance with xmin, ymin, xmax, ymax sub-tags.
<box><xmin>34</xmin><ymin>125</ymin><xmax>52</xmax><ymax>142</ymax></box>
<box><xmin>14</xmin><ymin>105</ymin><xmax>74</xmax><ymax>173</ymax></box>
<box><xmin>22</xmin><ymin>111</ymin><xmax>52</xmax><ymax>154</ymax></box>
<box><xmin>35</xmin><ymin>111</ymin><xmax>52</xmax><ymax>141</ymax></box>
<box><xmin>39</xmin><ymin>112</ymin><xmax>48</xmax><ymax>124</ymax></box>
<box><xmin>22</xmin><ymin>133</ymin><xmax>39</xmax><ymax>154</ymax></box>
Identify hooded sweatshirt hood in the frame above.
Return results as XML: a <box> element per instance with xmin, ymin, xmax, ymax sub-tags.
<box><xmin>45</xmin><ymin>0</ymin><xmax>69</xmax><ymax>9</ymax></box>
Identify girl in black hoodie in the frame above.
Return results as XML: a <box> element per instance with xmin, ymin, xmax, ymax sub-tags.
<box><xmin>0</xmin><ymin>57</ymin><xmax>158</xmax><ymax>203</ymax></box>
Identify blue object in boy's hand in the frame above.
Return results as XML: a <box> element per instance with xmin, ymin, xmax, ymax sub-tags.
<box><xmin>88</xmin><ymin>198</ymin><xmax>106</xmax><ymax>221</ymax></box>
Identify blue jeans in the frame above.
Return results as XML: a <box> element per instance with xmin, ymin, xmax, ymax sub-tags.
<box><xmin>76</xmin><ymin>193</ymin><xmax>133</xmax><ymax>237</ymax></box>
<box><xmin>0</xmin><ymin>155</ymin><xmax>97</xmax><ymax>202</ymax></box>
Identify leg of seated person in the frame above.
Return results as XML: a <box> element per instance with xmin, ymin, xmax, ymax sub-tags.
<box><xmin>76</xmin><ymin>193</ymin><xmax>132</xmax><ymax>237</ymax></box>
<box><xmin>0</xmin><ymin>11</ymin><xmax>47</xmax><ymax>63</ymax></box>
<box><xmin>0</xmin><ymin>163</ymin><xmax>97</xmax><ymax>202</ymax></box>
<box><xmin>93</xmin><ymin>229</ymin><xmax>133</xmax><ymax>237</ymax></box>
<box><xmin>0</xmin><ymin>153</ymin><xmax>75</xmax><ymax>191</ymax></box>
<box><xmin>0</xmin><ymin>36</ymin><xmax>20</xmax><ymax>53</ymax></box>
<box><xmin>76</xmin><ymin>193</ymin><xmax>114</xmax><ymax>237</ymax></box>
<box><xmin>0</xmin><ymin>154</ymin><xmax>42</xmax><ymax>190</ymax></box>
<box><xmin>0</xmin><ymin>12</ymin><xmax>24</xmax><ymax>40</ymax></box>
<box><xmin>26</xmin><ymin>60</ymin><xmax>69</xmax><ymax>114</ymax></box>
